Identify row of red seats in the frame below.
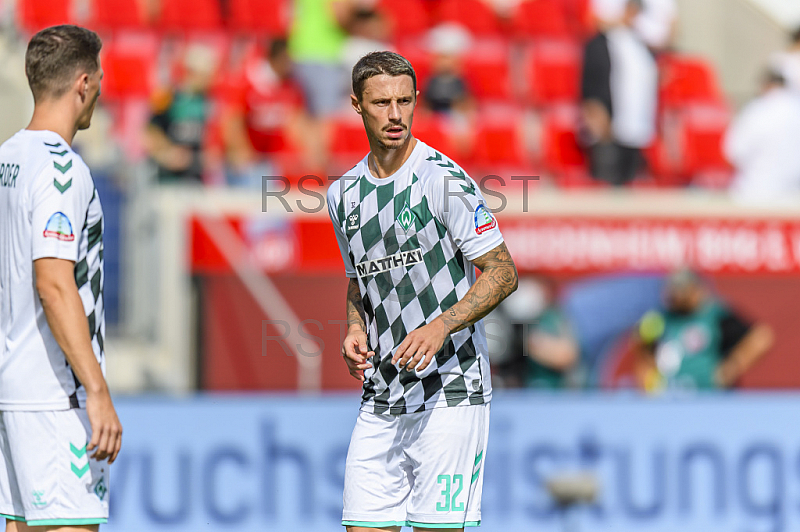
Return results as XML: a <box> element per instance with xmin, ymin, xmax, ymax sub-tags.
<box><xmin>19</xmin><ymin>0</ymin><xmax>289</xmax><ymax>34</ymax></box>
<box><xmin>19</xmin><ymin>0</ymin><xmax>592</xmax><ymax>39</ymax></box>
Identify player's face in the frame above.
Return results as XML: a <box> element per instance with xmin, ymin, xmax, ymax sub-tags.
<box><xmin>353</xmin><ymin>74</ymin><xmax>418</xmax><ymax>150</ymax></box>
<box><xmin>77</xmin><ymin>57</ymin><xmax>103</xmax><ymax>131</ymax></box>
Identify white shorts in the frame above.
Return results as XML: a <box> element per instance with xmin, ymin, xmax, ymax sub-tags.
<box><xmin>343</xmin><ymin>403</ymin><xmax>490</xmax><ymax>529</ymax></box>
<box><xmin>0</xmin><ymin>409</ymin><xmax>109</xmax><ymax>526</ymax></box>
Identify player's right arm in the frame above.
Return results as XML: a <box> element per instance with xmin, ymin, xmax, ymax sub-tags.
<box><xmin>328</xmin><ymin>177</ymin><xmax>373</xmax><ymax>381</ymax></box>
<box><xmin>341</xmin><ymin>278</ymin><xmax>374</xmax><ymax>381</ymax></box>
<box><xmin>34</xmin><ymin>258</ymin><xmax>122</xmax><ymax>462</ymax></box>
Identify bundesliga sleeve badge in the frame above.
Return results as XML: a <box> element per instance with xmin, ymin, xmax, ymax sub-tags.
<box><xmin>43</xmin><ymin>212</ymin><xmax>75</xmax><ymax>242</ymax></box>
<box><xmin>474</xmin><ymin>204</ymin><xmax>497</xmax><ymax>235</ymax></box>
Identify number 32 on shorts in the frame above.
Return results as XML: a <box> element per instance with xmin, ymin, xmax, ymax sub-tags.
<box><xmin>436</xmin><ymin>474</ymin><xmax>465</xmax><ymax>512</ymax></box>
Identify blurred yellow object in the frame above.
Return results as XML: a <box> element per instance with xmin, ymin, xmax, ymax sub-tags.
<box><xmin>639</xmin><ymin>310</ymin><xmax>665</xmax><ymax>344</ymax></box>
<box><xmin>642</xmin><ymin>366</ymin><xmax>665</xmax><ymax>394</ymax></box>
<box><xmin>150</xmin><ymin>88</ymin><xmax>173</xmax><ymax>114</ymax></box>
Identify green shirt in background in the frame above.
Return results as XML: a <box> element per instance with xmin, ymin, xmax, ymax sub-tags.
<box><xmin>288</xmin><ymin>0</ymin><xmax>347</xmax><ymax>62</ymax></box>
<box><xmin>526</xmin><ymin>308</ymin><xmax>573</xmax><ymax>390</ymax></box>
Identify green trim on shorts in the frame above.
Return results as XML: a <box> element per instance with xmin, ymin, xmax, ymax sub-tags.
<box><xmin>342</xmin><ymin>520</ymin><xmax>481</xmax><ymax>529</ymax></box>
<box><xmin>408</xmin><ymin>521</ymin><xmax>481</xmax><ymax>528</ymax></box>
<box><xmin>25</xmin><ymin>517</ymin><xmax>108</xmax><ymax>526</ymax></box>
<box><xmin>342</xmin><ymin>520</ymin><xmax>409</xmax><ymax>528</ymax></box>
<box><xmin>1</xmin><ymin>513</ymin><xmax>25</xmax><ymax>522</ymax></box>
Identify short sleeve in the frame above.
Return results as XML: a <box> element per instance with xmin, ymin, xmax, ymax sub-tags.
<box><xmin>428</xmin><ymin>170</ymin><xmax>504</xmax><ymax>261</ymax></box>
<box><xmin>327</xmin><ymin>181</ymin><xmax>356</xmax><ymax>278</ymax></box>
<box><xmin>31</xmin><ymin>161</ymin><xmax>93</xmax><ymax>262</ymax></box>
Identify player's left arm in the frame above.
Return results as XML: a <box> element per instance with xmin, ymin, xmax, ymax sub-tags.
<box><xmin>715</xmin><ymin>317</ymin><xmax>774</xmax><ymax>388</ymax></box>
<box><xmin>393</xmin><ymin>242</ymin><xmax>518</xmax><ymax>371</ymax></box>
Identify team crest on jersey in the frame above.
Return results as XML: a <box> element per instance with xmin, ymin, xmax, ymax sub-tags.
<box><xmin>397</xmin><ymin>203</ymin><xmax>415</xmax><ymax>232</ymax></box>
<box><xmin>474</xmin><ymin>204</ymin><xmax>496</xmax><ymax>235</ymax></box>
<box><xmin>355</xmin><ymin>249</ymin><xmax>423</xmax><ymax>278</ymax></box>
<box><xmin>346</xmin><ymin>213</ymin><xmax>359</xmax><ymax>231</ymax></box>
<box><xmin>43</xmin><ymin>212</ymin><xmax>75</xmax><ymax>241</ymax></box>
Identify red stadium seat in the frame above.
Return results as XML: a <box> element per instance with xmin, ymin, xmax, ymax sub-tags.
<box><xmin>511</xmin><ymin>0</ymin><xmax>570</xmax><ymax>39</ymax></box>
<box><xmin>158</xmin><ymin>0</ymin><xmax>223</xmax><ymax>32</ymax></box>
<box><xmin>659</xmin><ymin>54</ymin><xmax>724</xmax><ymax>108</ymax></box>
<box><xmin>378</xmin><ymin>0</ymin><xmax>430</xmax><ymax>38</ymax></box>
<box><xmin>434</xmin><ymin>0</ymin><xmax>502</xmax><ymax>37</ymax></box>
<box><xmin>18</xmin><ymin>0</ymin><xmax>75</xmax><ymax>32</ymax></box>
<box><xmin>526</xmin><ymin>39</ymin><xmax>581</xmax><ymax>106</ymax></box>
<box><xmin>470</xmin><ymin>108</ymin><xmax>528</xmax><ymax>168</ymax></box>
<box><xmin>330</xmin><ymin>115</ymin><xmax>371</xmax><ymax>156</ymax></box>
<box><xmin>679</xmin><ymin>104</ymin><xmax>733</xmax><ymax>187</ymax></box>
<box><xmin>89</xmin><ymin>0</ymin><xmax>147</xmax><ymax>31</ymax></box>
<box><xmin>412</xmin><ymin>113</ymin><xmax>454</xmax><ymax>155</ymax></box>
<box><xmin>227</xmin><ymin>0</ymin><xmax>290</xmax><ymax>35</ymax></box>
<box><xmin>540</xmin><ymin>104</ymin><xmax>586</xmax><ymax>173</ymax></box>
<box><xmin>100</xmin><ymin>32</ymin><xmax>159</xmax><ymax>100</ymax></box>
<box><xmin>463</xmin><ymin>41</ymin><xmax>512</xmax><ymax>101</ymax></box>
<box><xmin>394</xmin><ymin>40</ymin><xmax>433</xmax><ymax>90</ymax></box>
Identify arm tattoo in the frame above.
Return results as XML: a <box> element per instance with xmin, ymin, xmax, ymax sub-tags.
<box><xmin>346</xmin><ymin>278</ymin><xmax>367</xmax><ymax>331</ymax></box>
<box><xmin>438</xmin><ymin>242</ymin><xmax>519</xmax><ymax>334</ymax></box>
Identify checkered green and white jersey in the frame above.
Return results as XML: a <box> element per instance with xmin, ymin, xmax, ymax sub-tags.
<box><xmin>0</xmin><ymin>129</ymin><xmax>104</xmax><ymax>411</ymax></box>
<box><xmin>327</xmin><ymin>140</ymin><xmax>503</xmax><ymax>415</ymax></box>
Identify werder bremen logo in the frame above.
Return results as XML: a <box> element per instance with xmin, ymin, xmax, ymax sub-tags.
<box><xmin>397</xmin><ymin>203</ymin><xmax>415</xmax><ymax>232</ymax></box>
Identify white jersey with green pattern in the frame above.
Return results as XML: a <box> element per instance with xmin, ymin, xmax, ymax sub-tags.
<box><xmin>328</xmin><ymin>140</ymin><xmax>503</xmax><ymax>415</ymax></box>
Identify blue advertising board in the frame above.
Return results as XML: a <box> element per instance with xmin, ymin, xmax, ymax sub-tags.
<box><xmin>105</xmin><ymin>392</ymin><xmax>798</xmax><ymax>532</ymax></box>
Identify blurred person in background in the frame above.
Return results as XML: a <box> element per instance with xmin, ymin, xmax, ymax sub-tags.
<box><xmin>724</xmin><ymin>69</ymin><xmax>800</xmax><ymax>205</ymax></box>
<box><xmin>342</xmin><ymin>7</ymin><xmax>393</xmax><ymax>75</ymax></box>
<box><xmin>591</xmin><ymin>0</ymin><xmax>678</xmax><ymax>51</ymax></box>
<box><xmin>486</xmin><ymin>278</ymin><xmax>580</xmax><ymax>389</ymax></box>
<box><xmin>772</xmin><ymin>26</ymin><xmax>800</xmax><ymax>92</ymax></box>
<box><xmin>289</xmin><ymin>0</ymin><xmax>360</xmax><ymax>169</ymax></box>
<box><xmin>423</xmin><ymin>23</ymin><xmax>474</xmax><ymax>116</ymax></box>
<box><xmin>144</xmin><ymin>43</ymin><xmax>218</xmax><ymax>184</ymax></box>
<box><xmin>633</xmin><ymin>270</ymin><xmax>773</xmax><ymax>392</ymax></box>
<box><xmin>220</xmin><ymin>38</ymin><xmax>307</xmax><ymax>188</ymax></box>
<box><xmin>581</xmin><ymin>0</ymin><xmax>658</xmax><ymax>185</ymax></box>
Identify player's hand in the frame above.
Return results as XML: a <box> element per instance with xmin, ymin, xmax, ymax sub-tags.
<box><xmin>392</xmin><ymin>319</ymin><xmax>448</xmax><ymax>372</ymax></box>
<box><xmin>342</xmin><ymin>325</ymin><xmax>374</xmax><ymax>381</ymax></box>
<box><xmin>85</xmin><ymin>387</ymin><xmax>123</xmax><ymax>464</ymax></box>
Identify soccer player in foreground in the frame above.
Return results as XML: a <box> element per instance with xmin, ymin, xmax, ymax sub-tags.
<box><xmin>328</xmin><ymin>51</ymin><xmax>518</xmax><ymax>531</ymax></box>
<box><xmin>0</xmin><ymin>25</ymin><xmax>122</xmax><ymax>531</ymax></box>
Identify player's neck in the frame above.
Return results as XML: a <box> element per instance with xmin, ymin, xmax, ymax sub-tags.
<box><xmin>26</xmin><ymin>101</ymin><xmax>78</xmax><ymax>145</ymax></box>
<box><xmin>368</xmin><ymin>136</ymin><xmax>417</xmax><ymax>179</ymax></box>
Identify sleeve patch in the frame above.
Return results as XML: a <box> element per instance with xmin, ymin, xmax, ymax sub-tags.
<box><xmin>43</xmin><ymin>212</ymin><xmax>75</xmax><ymax>241</ymax></box>
<box><xmin>474</xmin><ymin>204</ymin><xmax>497</xmax><ymax>235</ymax></box>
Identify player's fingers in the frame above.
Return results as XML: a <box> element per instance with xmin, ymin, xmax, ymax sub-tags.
<box><xmin>416</xmin><ymin>350</ymin><xmax>437</xmax><ymax>372</ymax></box>
<box><xmin>91</xmin><ymin>426</ymin><xmax>110</xmax><ymax>460</ymax></box>
<box><xmin>392</xmin><ymin>337</ymin><xmax>410</xmax><ymax>364</ymax></box>
<box><xmin>87</xmin><ymin>424</ymin><xmax>100</xmax><ymax>452</ymax></box>
<box><xmin>405</xmin><ymin>349</ymin><xmax>427</xmax><ymax>371</ymax></box>
<box><xmin>108</xmin><ymin>426</ymin><xmax>122</xmax><ymax>464</ymax></box>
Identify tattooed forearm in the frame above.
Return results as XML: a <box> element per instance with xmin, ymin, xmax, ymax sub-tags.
<box><xmin>346</xmin><ymin>277</ymin><xmax>367</xmax><ymax>331</ymax></box>
<box><xmin>438</xmin><ymin>242</ymin><xmax>519</xmax><ymax>335</ymax></box>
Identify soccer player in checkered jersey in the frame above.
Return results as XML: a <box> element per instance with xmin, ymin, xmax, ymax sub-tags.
<box><xmin>0</xmin><ymin>25</ymin><xmax>121</xmax><ymax>530</ymax></box>
<box><xmin>328</xmin><ymin>51</ymin><xmax>518</xmax><ymax>531</ymax></box>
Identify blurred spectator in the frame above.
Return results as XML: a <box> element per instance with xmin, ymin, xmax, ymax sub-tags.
<box><xmin>634</xmin><ymin>270</ymin><xmax>773</xmax><ymax>392</ymax></box>
<box><xmin>486</xmin><ymin>278</ymin><xmax>579</xmax><ymax>389</ymax></box>
<box><xmin>144</xmin><ymin>44</ymin><xmax>218</xmax><ymax>183</ymax></box>
<box><xmin>525</xmin><ymin>300</ymin><xmax>580</xmax><ymax>390</ymax></box>
<box><xmin>724</xmin><ymin>70</ymin><xmax>800</xmax><ymax>205</ymax></box>
<box><xmin>289</xmin><ymin>0</ymin><xmax>358</xmax><ymax>168</ymax></box>
<box><xmin>591</xmin><ymin>0</ymin><xmax>677</xmax><ymax>50</ymax></box>
<box><xmin>220</xmin><ymin>39</ymin><xmax>308</xmax><ymax>188</ymax></box>
<box><xmin>423</xmin><ymin>23</ymin><xmax>474</xmax><ymax>115</ymax></box>
<box><xmin>581</xmin><ymin>0</ymin><xmax>657</xmax><ymax>185</ymax></box>
<box><xmin>772</xmin><ymin>26</ymin><xmax>800</xmax><ymax>92</ymax></box>
<box><xmin>342</xmin><ymin>7</ymin><xmax>393</xmax><ymax>75</ymax></box>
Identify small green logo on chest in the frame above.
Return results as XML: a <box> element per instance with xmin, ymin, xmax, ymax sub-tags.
<box><xmin>397</xmin><ymin>203</ymin><xmax>415</xmax><ymax>232</ymax></box>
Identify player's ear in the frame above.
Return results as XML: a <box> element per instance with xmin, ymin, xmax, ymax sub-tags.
<box><xmin>351</xmin><ymin>94</ymin><xmax>362</xmax><ymax>115</ymax></box>
<box><xmin>76</xmin><ymin>72</ymin><xmax>90</xmax><ymax>101</ymax></box>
